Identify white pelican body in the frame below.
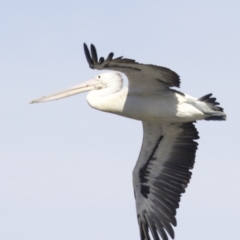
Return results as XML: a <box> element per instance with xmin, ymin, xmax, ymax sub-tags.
<box><xmin>31</xmin><ymin>44</ymin><xmax>226</xmax><ymax>240</ymax></box>
<box><xmin>87</xmin><ymin>80</ymin><xmax>211</xmax><ymax>123</ymax></box>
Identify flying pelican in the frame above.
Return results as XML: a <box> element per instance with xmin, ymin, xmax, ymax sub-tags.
<box><xmin>31</xmin><ymin>44</ymin><xmax>226</xmax><ymax>240</ymax></box>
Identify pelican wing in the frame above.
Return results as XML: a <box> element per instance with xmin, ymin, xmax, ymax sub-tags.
<box><xmin>83</xmin><ymin>43</ymin><xmax>180</xmax><ymax>90</ymax></box>
<box><xmin>133</xmin><ymin>122</ymin><xmax>199</xmax><ymax>240</ymax></box>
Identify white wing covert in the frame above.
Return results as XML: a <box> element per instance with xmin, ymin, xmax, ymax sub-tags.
<box><xmin>133</xmin><ymin>122</ymin><xmax>199</xmax><ymax>240</ymax></box>
<box><xmin>83</xmin><ymin>43</ymin><xmax>180</xmax><ymax>92</ymax></box>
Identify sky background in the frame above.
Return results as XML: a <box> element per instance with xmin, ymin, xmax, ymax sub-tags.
<box><xmin>0</xmin><ymin>1</ymin><xmax>240</xmax><ymax>240</ymax></box>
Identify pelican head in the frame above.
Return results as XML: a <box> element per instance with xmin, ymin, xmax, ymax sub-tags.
<box><xmin>95</xmin><ymin>72</ymin><xmax>123</xmax><ymax>89</ymax></box>
<box><xmin>30</xmin><ymin>72</ymin><xmax>123</xmax><ymax>104</ymax></box>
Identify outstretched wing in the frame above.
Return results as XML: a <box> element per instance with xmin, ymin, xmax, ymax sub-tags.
<box><xmin>83</xmin><ymin>43</ymin><xmax>181</xmax><ymax>92</ymax></box>
<box><xmin>133</xmin><ymin>122</ymin><xmax>199</xmax><ymax>240</ymax></box>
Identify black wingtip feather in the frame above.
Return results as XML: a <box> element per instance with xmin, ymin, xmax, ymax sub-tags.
<box><xmin>138</xmin><ymin>216</ymin><xmax>146</xmax><ymax>240</ymax></box>
<box><xmin>90</xmin><ymin>44</ymin><xmax>98</xmax><ymax>64</ymax></box>
<box><xmin>106</xmin><ymin>52</ymin><xmax>114</xmax><ymax>62</ymax></box>
<box><xmin>83</xmin><ymin>43</ymin><xmax>93</xmax><ymax>66</ymax></box>
<box><xmin>99</xmin><ymin>57</ymin><xmax>105</xmax><ymax>64</ymax></box>
<box><xmin>144</xmin><ymin>214</ymin><xmax>160</xmax><ymax>240</ymax></box>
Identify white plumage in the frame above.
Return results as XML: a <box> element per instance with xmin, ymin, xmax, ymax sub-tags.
<box><xmin>31</xmin><ymin>44</ymin><xmax>226</xmax><ymax>240</ymax></box>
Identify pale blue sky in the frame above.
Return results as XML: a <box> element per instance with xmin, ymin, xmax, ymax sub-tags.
<box><xmin>0</xmin><ymin>1</ymin><xmax>239</xmax><ymax>240</ymax></box>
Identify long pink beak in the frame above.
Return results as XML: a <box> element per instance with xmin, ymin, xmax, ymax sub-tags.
<box><xmin>30</xmin><ymin>79</ymin><xmax>99</xmax><ymax>104</ymax></box>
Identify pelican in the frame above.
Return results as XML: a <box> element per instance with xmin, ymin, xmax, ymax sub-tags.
<box><xmin>31</xmin><ymin>44</ymin><xmax>226</xmax><ymax>240</ymax></box>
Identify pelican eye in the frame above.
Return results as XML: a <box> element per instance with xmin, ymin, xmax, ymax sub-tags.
<box><xmin>98</xmin><ymin>76</ymin><xmax>101</xmax><ymax>79</ymax></box>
